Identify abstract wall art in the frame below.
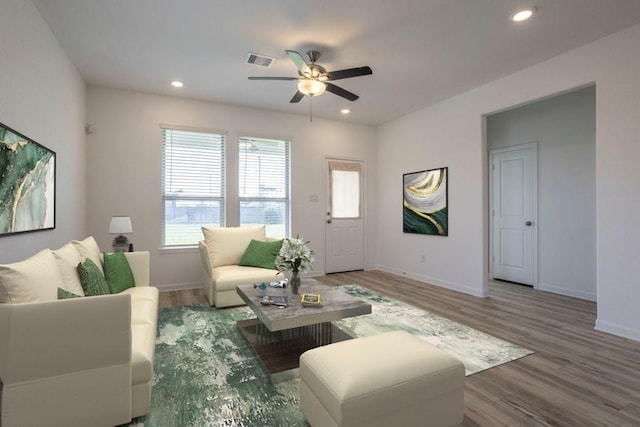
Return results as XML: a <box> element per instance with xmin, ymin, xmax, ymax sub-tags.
<box><xmin>403</xmin><ymin>167</ymin><xmax>448</xmax><ymax>236</ymax></box>
<box><xmin>0</xmin><ymin>122</ymin><xmax>56</xmax><ymax>236</ymax></box>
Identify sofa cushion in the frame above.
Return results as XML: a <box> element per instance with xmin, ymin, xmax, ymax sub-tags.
<box><xmin>0</xmin><ymin>249</ymin><xmax>63</xmax><ymax>303</ymax></box>
<box><xmin>57</xmin><ymin>287</ymin><xmax>82</xmax><ymax>299</ymax></box>
<box><xmin>122</xmin><ymin>286</ymin><xmax>159</xmax><ymax>326</ymax></box>
<box><xmin>77</xmin><ymin>258</ymin><xmax>110</xmax><ymax>296</ymax></box>
<box><xmin>51</xmin><ymin>242</ymin><xmax>85</xmax><ymax>296</ymax></box>
<box><xmin>202</xmin><ymin>225</ymin><xmax>266</xmax><ymax>268</ymax></box>
<box><xmin>71</xmin><ymin>236</ymin><xmax>104</xmax><ymax>275</ymax></box>
<box><xmin>103</xmin><ymin>252</ymin><xmax>135</xmax><ymax>294</ymax></box>
<box><xmin>131</xmin><ymin>323</ymin><xmax>156</xmax><ymax>385</ymax></box>
<box><xmin>213</xmin><ymin>265</ymin><xmax>279</xmax><ymax>292</ymax></box>
<box><xmin>239</xmin><ymin>239</ymin><xmax>283</xmax><ymax>270</ymax></box>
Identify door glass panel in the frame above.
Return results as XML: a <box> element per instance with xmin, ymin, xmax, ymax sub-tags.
<box><xmin>331</xmin><ymin>170</ymin><xmax>360</xmax><ymax>218</ymax></box>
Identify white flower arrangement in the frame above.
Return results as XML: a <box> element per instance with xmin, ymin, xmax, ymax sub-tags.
<box><xmin>275</xmin><ymin>235</ymin><xmax>314</xmax><ymax>273</ymax></box>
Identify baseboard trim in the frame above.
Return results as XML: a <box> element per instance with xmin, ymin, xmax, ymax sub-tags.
<box><xmin>595</xmin><ymin>319</ymin><xmax>640</xmax><ymax>342</ymax></box>
<box><xmin>376</xmin><ymin>265</ymin><xmax>488</xmax><ymax>298</ymax></box>
<box><xmin>536</xmin><ymin>282</ymin><xmax>596</xmax><ymax>302</ymax></box>
<box><xmin>305</xmin><ymin>271</ymin><xmax>325</xmax><ymax>278</ymax></box>
<box><xmin>156</xmin><ymin>281</ymin><xmax>201</xmax><ymax>292</ymax></box>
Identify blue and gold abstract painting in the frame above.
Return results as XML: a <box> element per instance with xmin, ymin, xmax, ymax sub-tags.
<box><xmin>0</xmin><ymin>122</ymin><xmax>55</xmax><ymax>236</ymax></box>
<box><xmin>403</xmin><ymin>167</ymin><xmax>448</xmax><ymax>235</ymax></box>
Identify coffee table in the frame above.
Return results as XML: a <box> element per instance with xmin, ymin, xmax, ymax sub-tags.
<box><xmin>236</xmin><ymin>279</ymin><xmax>372</xmax><ymax>382</ymax></box>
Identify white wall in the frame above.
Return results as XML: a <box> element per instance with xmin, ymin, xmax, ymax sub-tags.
<box><xmin>86</xmin><ymin>87</ymin><xmax>377</xmax><ymax>290</ymax></box>
<box><xmin>377</xmin><ymin>23</ymin><xmax>640</xmax><ymax>341</ymax></box>
<box><xmin>0</xmin><ymin>0</ymin><xmax>86</xmax><ymax>263</ymax></box>
<box><xmin>487</xmin><ymin>86</ymin><xmax>596</xmax><ymax>301</ymax></box>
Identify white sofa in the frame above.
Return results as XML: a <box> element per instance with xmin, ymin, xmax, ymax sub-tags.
<box><xmin>199</xmin><ymin>225</ymin><xmax>281</xmax><ymax>307</ymax></box>
<box><xmin>0</xmin><ymin>237</ymin><xmax>158</xmax><ymax>427</ymax></box>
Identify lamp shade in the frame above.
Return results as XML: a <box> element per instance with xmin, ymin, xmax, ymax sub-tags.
<box><xmin>297</xmin><ymin>79</ymin><xmax>326</xmax><ymax>96</ymax></box>
<box><xmin>109</xmin><ymin>216</ymin><xmax>133</xmax><ymax>234</ymax></box>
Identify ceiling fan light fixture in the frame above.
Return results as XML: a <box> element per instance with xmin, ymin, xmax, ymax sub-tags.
<box><xmin>298</xmin><ymin>79</ymin><xmax>326</xmax><ymax>96</ymax></box>
<box><xmin>512</xmin><ymin>6</ymin><xmax>537</xmax><ymax>22</ymax></box>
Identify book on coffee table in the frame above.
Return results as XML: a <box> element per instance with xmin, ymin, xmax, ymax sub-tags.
<box><xmin>261</xmin><ymin>295</ymin><xmax>289</xmax><ymax>307</ymax></box>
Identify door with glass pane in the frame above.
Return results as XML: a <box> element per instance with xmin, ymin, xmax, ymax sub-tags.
<box><xmin>325</xmin><ymin>159</ymin><xmax>364</xmax><ymax>273</ymax></box>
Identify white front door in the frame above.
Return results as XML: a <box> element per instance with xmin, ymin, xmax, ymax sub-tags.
<box><xmin>491</xmin><ymin>144</ymin><xmax>537</xmax><ymax>285</ymax></box>
<box><xmin>325</xmin><ymin>158</ymin><xmax>364</xmax><ymax>274</ymax></box>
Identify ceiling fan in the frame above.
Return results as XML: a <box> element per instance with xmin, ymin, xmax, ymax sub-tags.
<box><xmin>249</xmin><ymin>50</ymin><xmax>373</xmax><ymax>103</ymax></box>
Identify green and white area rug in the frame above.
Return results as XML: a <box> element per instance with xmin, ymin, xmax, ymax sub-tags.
<box><xmin>127</xmin><ymin>285</ymin><xmax>532</xmax><ymax>427</ymax></box>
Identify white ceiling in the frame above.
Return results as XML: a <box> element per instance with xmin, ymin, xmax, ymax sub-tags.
<box><xmin>32</xmin><ymin>0</ymin><xmax>640</xmax><ymax>126</ymax></box>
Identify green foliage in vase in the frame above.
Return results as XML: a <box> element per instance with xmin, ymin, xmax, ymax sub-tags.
<box><xmin>275</xmin><ymin>234</ymin><xmax>314</xmax><ymax>273</ymax></box>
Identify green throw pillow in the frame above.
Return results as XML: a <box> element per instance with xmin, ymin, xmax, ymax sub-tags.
<box><xmin>77</xmin><ymin>258</ymin><xmax>110</xmax><ymax>296</ymax></box>
<box><xmin>57</xmin><ymin>287</ymin><xmax>82</xmax><ymax>299</ymax></box>
<box><xmin>103</xmin><ymin>252</ymin><xmax>136</xmax><ymax>294</ymax></box>
<box><xmin>239</xmin><ymin>239</ymin><xmax>283</xmax><ymax>270</ymax></box>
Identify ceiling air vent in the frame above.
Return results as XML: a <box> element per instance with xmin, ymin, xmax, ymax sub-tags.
<box><xmin>246</xmin><ymin>52</ymin><xmax>275</xmax><ymax>68</ymax></box>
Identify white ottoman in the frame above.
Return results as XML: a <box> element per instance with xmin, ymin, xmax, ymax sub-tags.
<box><xmin>299</xmin><ymin>330</ymin><xmax>465</xmax><ymax>427</ymax></box>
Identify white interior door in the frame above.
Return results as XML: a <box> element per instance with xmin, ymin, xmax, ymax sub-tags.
<box><xmin>325</xmin><ymin>159</ymin><xmax>364</xmax><ymax>274</ymax></box>
<box><xmin>491</xmin><ymin>144</ymin><xmax>537</xmax><ymax>285</ymax></box>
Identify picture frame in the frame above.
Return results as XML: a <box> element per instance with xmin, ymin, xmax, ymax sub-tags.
<box><xmin>403</xmin><ymin>167</ymin><xmax>448</xmax><ymax>236</ymax></box>
<box><xmin>0</xmin><ymin>121</ymin><xmax>56</xmax><ymax>237</ymax></box>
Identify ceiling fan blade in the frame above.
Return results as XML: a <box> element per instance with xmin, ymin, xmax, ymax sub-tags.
<box><xmin>326</xmin><ymin>66</ymin><xmax>373</xmax><ymax>81</ymax></box>
<box><xmin>290</xmin><ymin>91</ymin><xmax>305</xmax><ymax>103</ymax></box>
<box><xmin>248</xmin><ymin>76</ymin><xmax>298</xmax><ymax>80</ymax></box>
<box><xmin>325</xmin><ymin>83</ymin><xmax>359</xmax><ymax>101</ymax></box>
<box><xmin>286</xmin><ymin>50</ymin><xmax>311</xmax><ymax>75</ymax></box>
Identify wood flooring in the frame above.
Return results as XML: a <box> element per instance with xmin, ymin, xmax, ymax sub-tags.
<box><xmin>158</xmin><ymin>271</ymin><xmax>640</xmax><ymax>426</ymax></box>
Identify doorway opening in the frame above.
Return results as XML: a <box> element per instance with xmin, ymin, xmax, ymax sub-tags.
<box><xmin>486</xmin><ymin>85</ymin><xmax>596</xmax><ymax>301</ymax></box>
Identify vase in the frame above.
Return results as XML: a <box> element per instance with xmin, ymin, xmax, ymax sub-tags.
<box><xmin>290</xmin><ymin>271</ymin><xmax>301</xmax><ymax>295</ymax></box>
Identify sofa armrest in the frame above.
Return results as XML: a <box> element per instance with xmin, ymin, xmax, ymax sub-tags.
<box><xmin>123</xmin><ymin>251</ymin><xmax>150</xmax><ymax>287</ymax></box>
<box><xmin>0</xmin><ymin>293</ymin><xmax>132</xmax><ymax>385</ymax></box>
<box><xmin>199</xmin><ymin>240</ymin><xmax>213</xmax><ymax>279</ymax></box>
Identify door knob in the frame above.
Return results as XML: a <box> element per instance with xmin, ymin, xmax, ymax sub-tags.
<box><xmin>525</xmin><ymin>221</ymin><xmax>533</xmax><ymax>226</ymax></box>
<box><xmin>327</xmin><ymin>219</ymin><xmax>332</xmax><ymax>224</ymax></box>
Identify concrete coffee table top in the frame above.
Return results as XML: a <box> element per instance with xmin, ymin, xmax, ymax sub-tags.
<box><xmin>236</xmin><ymin>279</ymin><xmax>372</xmax><ymax>332</ymax></box>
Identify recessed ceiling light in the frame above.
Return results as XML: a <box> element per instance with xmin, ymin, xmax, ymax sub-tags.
<box><xmin>341</xmin><ymin>109</ymin><xmax>350</xmax><ymax>115</ymax></box>
<box><xmin>171</xmin><ymin>80</ymin><xmax>184</xmax><ymax>88</ymax></box>
<box><xmin>512</xmin><ymin>7</ymin><xmax>536</xmax><ymax>22</ymax></box>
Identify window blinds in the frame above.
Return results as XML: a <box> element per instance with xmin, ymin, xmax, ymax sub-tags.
<box><xmin>238</xmin><ymin>136</ymin><xmax>290</xmax><ymax>238</ymax></box>
<box><xmin>329</xmin><ymin>160</ymin><xmax>362</xmax><ymax>219</ymax></box>
<box><xmin>161</xmin><ymin>127</ymin><xmax>226</xmax><ymax>246</ymax></box>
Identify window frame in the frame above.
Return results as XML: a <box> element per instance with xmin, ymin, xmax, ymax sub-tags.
<box><xmin>237</xmin><ymin>135</ymin><xmax>291</xmax><ymax>238</ymax></box>
<box><xmin>160</xmin><ymin>124</ymin><xmax>227</xmax><ymax>248</ymax></box>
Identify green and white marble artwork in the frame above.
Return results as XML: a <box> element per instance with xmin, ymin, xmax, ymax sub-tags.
<box><xmin>126</xmin><ymin>285</ymin><xmax>532</xmax><ymax>426</ymax></box>
<box><xmin>0</xmin><ymin>123</ymin><xmax>55</xmax><ymax>235</ymax></box>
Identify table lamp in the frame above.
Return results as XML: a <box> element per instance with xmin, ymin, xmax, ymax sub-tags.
<box><xmin>109</xmin><ymin>216</ymin><xmax>133</xmax><ymax>250</ymax></box>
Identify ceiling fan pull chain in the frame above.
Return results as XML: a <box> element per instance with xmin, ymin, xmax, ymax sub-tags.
<box><xmin>309</xmin><ymin>95</ymin><xmax>313</xmax><ymax>122</ymax></box>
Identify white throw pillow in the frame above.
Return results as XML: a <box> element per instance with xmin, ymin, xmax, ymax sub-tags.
<box><xmin>0</xmin><ymin>249</ymin><xmax>65</xmax><ymax>303</ymax></box>
<box><xmin>71</xmin><ymin>236</ymin><xmax>104</xmax><ymax>274</ymax></box>
<box><xmin>51</xmin><ymin>242</ymin><xmax>86</xmax><ymax>296</ymax></box>
<box><xmin>201</xmin><ymin>225</ymin><xmax>266</xmax><ymax>268</ymax></box>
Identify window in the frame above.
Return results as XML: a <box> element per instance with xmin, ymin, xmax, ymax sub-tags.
<box><xmin>238</xmin><ymin>136</ymin><xmax>290</xmax><ymax>238</ymax></box>
<box><xmin>329</xmin><ymin>160</ymin><xmax>362</xmax><ymax>219</ymax></box>
<box><xmin>162</xmin><ymin>126</ymin><xmax>225</xmax><ymax>247</ymax></box>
